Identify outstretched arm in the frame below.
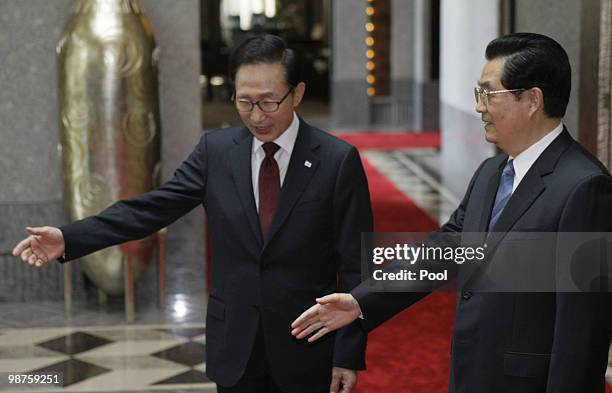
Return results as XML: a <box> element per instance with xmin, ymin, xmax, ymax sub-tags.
<box><xmin>13</xmin><ymin>134</ymin><xmax>208</xmax><ymax>266</ymax></box>
<box><xmin>292</xmin><ymin>158</ymin><xmax>489</xmax><ymax>341</ymax></box>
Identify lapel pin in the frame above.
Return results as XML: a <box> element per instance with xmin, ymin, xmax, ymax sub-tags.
<box><xmin>304</xmin><ymin>160</ymin><xmax>312</xmax><ymax>168</ymax></box>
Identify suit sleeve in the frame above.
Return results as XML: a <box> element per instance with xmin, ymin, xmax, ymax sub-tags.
<box><xmin>352</xmin><ymin>158</ymin><xmax>489</xmax><ymax>332</ymax></box>
<box><xmin>60</xmin><ymin>133</ymin><xmax>208</xmax><ymax>261</ymax></box>
<box><xmin>545</xmin><ymin>174</ymin><xmax>612</xmax><ymax>393</ymax></box>
<box><xmin>330</xmin><ymin>146</ymin><xmax>372</xmax><ymax>370</ymax></box>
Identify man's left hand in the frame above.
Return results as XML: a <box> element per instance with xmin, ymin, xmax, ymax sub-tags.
<box><xmin>330</xmin><ymin>367</ymin><xmax>357</xmax><ymax>393</ymax></box>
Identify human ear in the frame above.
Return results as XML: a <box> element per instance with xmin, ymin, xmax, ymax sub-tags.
<box><xmin>292</xmin><ymin>82</ymin><xmax>306</xmax><ymax>107</ymax></box>
<box><xmin>527</xmin><ymin>87</ymin><xmax>544</xmax><ymax>114</ymax></box>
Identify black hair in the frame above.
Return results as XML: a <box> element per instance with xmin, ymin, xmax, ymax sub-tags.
<box><xmin>229</xmin><ymin>34</ymin><xmax>301</xmax><ymax>87</ymax></box>
<box><xmin>485</xmin><ymin>32</ymin><xmax>571</xmax><ymax>118</ymax></box>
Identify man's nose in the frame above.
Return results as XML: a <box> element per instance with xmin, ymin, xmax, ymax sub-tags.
<box><xmin>250</xmin><ymin>105</ymin><xmax>266</xmax><ymax>122</ymax></box>
<box><xmin>475</xmin><ymin>99</ymin><xmax>486</xmax><ymax>113</ymax></box>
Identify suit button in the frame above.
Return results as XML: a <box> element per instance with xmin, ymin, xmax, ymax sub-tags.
<box><xmin>462</xmin><ymin>291</ymin><xmax>472</xmax><ymax>300</ymax></box>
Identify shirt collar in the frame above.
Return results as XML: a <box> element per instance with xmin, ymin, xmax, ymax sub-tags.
<box><xmin>510</xmin><ymin>121</ymin><xmax>564</xmax><ymax>188</ymax></box>
<box><xmin>252</xmin><ymin>112</ymin><xmax>300</xmax><ymax>156</ymax></box>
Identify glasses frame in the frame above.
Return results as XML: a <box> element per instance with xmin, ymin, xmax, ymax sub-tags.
<box><xmin>233</xmin><ymin>88</ymin><xmax>294</xmax><ymax>113</ymax></box>
<box><xmin>474</xmin><ymin>86</ymin><xmax>525</xmax><ymax>107</ymax></box>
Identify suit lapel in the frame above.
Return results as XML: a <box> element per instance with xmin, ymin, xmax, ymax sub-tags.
<box><xmin>491</xmin><ymin>172</ymin><xmax>545</xmax><ymax>233</ymax></box>
<box><xmin>483</xmin><ymin>171</ymin><xmax>546</xmax><ymax>254</ymax></box>
<box><xmin>263</xmin><ymin>120</ymin><xmax>320</xmax><ymax>249</ymax></box>
<box><xmin>462</xmin><ymin>129</ymin><xmax>573</xmax><ymax>288</ymax></box>
<box><xmin>485</xmin><ymin>128</ymin><xmax>573</xmax><ymax>251</ymax></box>
<box><xmin>229</xmin><ymin>128</ymin><xmax>263</xmax><ymax>248</ymax></box>
<box><xmin>459</xmin><ymin>158</ymin><xmax>506</xmax><ymax>286</ymax></box>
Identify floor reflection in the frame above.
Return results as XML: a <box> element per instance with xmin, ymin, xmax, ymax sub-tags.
<box><xmin>0</xmin><ymin>324</ymin><xmax>214</xmax><ymax>392</ymax></box>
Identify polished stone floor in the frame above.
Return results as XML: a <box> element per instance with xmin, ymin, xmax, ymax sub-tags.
<box><xmin>363</xmin><ymin>148</ymin><xmax>459</xmax><ymax>223</ymax></box>
<box><xmin>0</xmin><ymin>289</ymin><xmax>212</xmax><ymax>392</ymax></box>
<box><xmin>0</xmin><ymin>324</ymin><xmax>214</xmax><ymax>392</ymax></box>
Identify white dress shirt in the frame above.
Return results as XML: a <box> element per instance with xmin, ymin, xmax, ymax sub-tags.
<box><xmin>508</xmin><ymin>122</ymin><xmax>564</xmax><ymax>193</ymax></box>
<box><xmin>251</xmin><ymin>112</ymin><xmax>300</xmax><ymax>211</ymax></box>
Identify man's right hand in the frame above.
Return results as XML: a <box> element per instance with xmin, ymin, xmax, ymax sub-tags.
<box><xmin>12</xmin><ymin>226</ymin><xmax>65</xmax><ymax>267</ymax></box>
<box><xmin>291</xmin><ymin>293</ymin><xmax>361</xmax><ymax>342</ymax></box>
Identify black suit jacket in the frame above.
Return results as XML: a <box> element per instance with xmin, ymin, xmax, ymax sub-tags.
<box><xmin>60</xmin><ymin>119</ymin><xmax>372</xmax><ymax>392</ymax></box>
<box><xmin>353</xmin><ymin>129</ymin><xmax>612</xmax><ymax>393</ymax></box>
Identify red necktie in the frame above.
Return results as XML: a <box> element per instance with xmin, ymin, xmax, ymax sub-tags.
<box><xmin>259</xmin><ymin>142</ymin><xmax>280</xmax><ymax>238</ymax></box>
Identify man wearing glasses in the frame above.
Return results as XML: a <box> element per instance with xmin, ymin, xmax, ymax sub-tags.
<box><xmin>292</xmin><ymin>32</ymin><xmax>612</xmax><ymax>392</ymax></box>
<box><xmin>13</xmin><ymin>35</ymin><xmax>372</xmax><ymax>393</ymax></box>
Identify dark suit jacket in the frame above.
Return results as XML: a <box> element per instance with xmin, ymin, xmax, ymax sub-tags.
<box><xmin>353</xmin><ymin>129</ymin><xmax>612</xmax><ymax>393</ymax></box>
<box><xmin>60</xmin><ymin>119</ymin><xmax>373</xmax><ymax>392</ymax></box>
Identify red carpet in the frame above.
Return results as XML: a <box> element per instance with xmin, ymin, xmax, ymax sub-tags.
<box><xmin>358</xmin><ymin>157</ymin><xmax>454</xmax><ymax>393</ymax></box>
<box><xmin>336</xmin><ymin>132</ymin><xmax>612</xmax><ymax>393</ymax></box>
<box><xmin>349</xmin><ymin>135</ymin><xmax>454</xmax><ymax>393</ymax></box>
<box><xmin>335</xmin><ymin>131</ymin><xmax>440</xmax><ymax>150</ymax></box>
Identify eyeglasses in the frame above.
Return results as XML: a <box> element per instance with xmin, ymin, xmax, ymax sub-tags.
<box><xmin>233</xmin><ymin>88</ymin><xmax>293</xmax><ymax>113</ymax></box>
<box><xmin>474</xmin><ymin>86</ymin><xmax>525</xmax><ymax>107</ymax></box>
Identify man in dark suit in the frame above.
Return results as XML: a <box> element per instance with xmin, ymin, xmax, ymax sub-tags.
<box><xmin>292</xmin><ymin>33</ymin><xmax>612</xmax><ymax>392</ymax></box>
<box><xmin>12</xmin><ymin>35</ymin><xmax>372</xmax><ymax>393</ymax></box>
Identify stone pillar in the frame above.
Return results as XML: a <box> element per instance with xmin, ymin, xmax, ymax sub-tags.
<box><xmin>411</xmin><ymin>0</ymin><xmax>438</xmax><ymax>131</ymax></box>
<box><xmin>438</xmin><ymin>0</ymin><xmax>499</xmax><ymax>222</ymax></box>
<box><xmin>390</xmin><ymin>0</ymin><xmax>416</xmax><ymax>128</ymax></box>
<box><xmin>392</xmin><ymin>0</ymin><xmax>439</xmax><ymax>131</ymax></box>
<box><xmin>331</xmin><ymin>0</ymin><xmax>439</xmax><ymax>130</ymax></box>
<box><xmin>514</xmin><ymin>0</ymin><xmax>581</xmax><ymax>137</ymax></box>
<box><xmin>140</xmin><ymin>0</ymin><xmax>205</xmax><ymax>295</ymax></box>
<box><xmin>0</xmin><ymin>0</ymin><xmax>73</xmax><ymax>301</ymax></box>
<box><xmin>331</xmin><ymin>0</ymin><xmax>369</xmax><ymax>129</ymax></box>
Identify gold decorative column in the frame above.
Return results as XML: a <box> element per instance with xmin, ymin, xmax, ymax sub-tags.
<box><xmin>57</xmin><ymin>0</ymin><xmax>161</xmax><ymax>299</ymax></box>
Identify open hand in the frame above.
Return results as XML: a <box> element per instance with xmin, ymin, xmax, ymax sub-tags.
<box><xmin>291</xmin><ymin>293</ymin><xmax>361</xmax><ymax>342</ymax></box>
<box><xmin>12</xmin><ymin>226</ymin><xmax>65</xmax><ymax>267</ymax></box>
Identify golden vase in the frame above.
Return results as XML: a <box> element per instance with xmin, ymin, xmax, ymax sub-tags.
<box><xmin>57</xmin><ymin>0</ymin><xmax>161</xmax><ymax>295</ymax></box>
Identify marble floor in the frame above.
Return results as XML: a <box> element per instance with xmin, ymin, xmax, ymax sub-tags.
<box><xmin>363</xmin><ymin>148</ymin><xmax>459</xmax><ymax>222</ymax></box>
<box><xmin>0</xmin><ymin>324</ymin><xmax>215</xmax><ymax>392</ymax></box>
